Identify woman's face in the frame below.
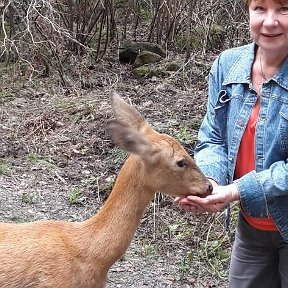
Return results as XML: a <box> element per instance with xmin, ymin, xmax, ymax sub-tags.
<box><xmin>249</xmin><ymin>0</ymin><xmax>288</xmax><ymax>55</ymax></box>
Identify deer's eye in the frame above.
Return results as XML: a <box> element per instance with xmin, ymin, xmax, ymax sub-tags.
<box><xmin>176</xmin><ymin>160</ymin><xmax>187</xmax><ymax>168</ymax></box>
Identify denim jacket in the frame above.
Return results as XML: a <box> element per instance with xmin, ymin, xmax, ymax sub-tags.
<box><xmin>194</xmin><ymin>43</ymin><xmax>288</xmax><ymax>242</ymax></box>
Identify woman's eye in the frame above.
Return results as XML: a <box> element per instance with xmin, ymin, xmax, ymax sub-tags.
<box><xmin>250</xmin><ymin>4</ymin><xmax>265</xmax><ymax>12</ymax></box>
<box><xmin>176</xmin><ymin>160</ymin><xmax>187</xmax><ymax>168</ymax></box>
<box><xmin>280</xmin><ymin>6</ymin><xmax>288</xmax><ymax>14</ymax></box>
<box><xmin>254</xmin><ymin>6</ymin><xmax>264</xmax><ymax>12</ymax></box>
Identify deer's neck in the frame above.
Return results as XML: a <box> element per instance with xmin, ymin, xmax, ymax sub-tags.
<box><xmin>81</xmin><ymin>156</ymin><xmax>154</xmax><ymax>267</ymax></box>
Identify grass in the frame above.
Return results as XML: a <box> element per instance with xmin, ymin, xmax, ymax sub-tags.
<box><xmin>141</xmin><ymin>242</ymin><xmax>158</xmax><ymax>256</ymax></box>
<box><xmin>27</xmin><ymin>152</ymin><xmax>59</xmax><ymax>172</ymax></box>
<box><xmin>177</xmin><ymin>256</ymin><xmax>192</xmax><ymax>281</ymax></box>
<box><xmin>9</xmin><ymin>215</ymin><xmax>34</xmax><ymax>223</ymax></box>
<box><xmin>21</xmin><ymin>192</ymin><xmax>35</xmax><ymax>204</ymax></box>
<box><xmin>67</xmin><ymin>187</ymin><xmax>83</xmax><ymax>204</ymax></box>
<box><xmin>172</xmin><ymin>222</ymin><xmax>231</xmax><ymax>284</ymax></box>
<box><xmin>178</xmin><ymin>204</ymin><xmax>239</xmax><ymax>283</ymax></box>
<box><xmin>175</xmin><ymin>125</ymin><xmax>195</xmax><ymax>143</ymax></box>
<box><xmin>0</xmin><ymin>161</ymin><xmax>12</xmax><ymax>175</ymax></box>
<box><xmin>134</xmin><ymin>193</ymin><xmax>238</xmax><ymax>286</ymax></box>
<box><xmin>0</xmin><ymin>88</ymin><xmax>14</xmax><ymax>104</ymax></box>
<box><xmin>28</xmin><ymin>152</ymin><xmax>41</xmax><ymax>163</ymax></box>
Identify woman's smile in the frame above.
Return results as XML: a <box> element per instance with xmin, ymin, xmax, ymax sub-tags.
<box><xmin>261</xmin><ymin>33</ymin><xmax>282</xmax><ymax>37</ymax></box>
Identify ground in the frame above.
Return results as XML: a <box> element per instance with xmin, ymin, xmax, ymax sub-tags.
<box><xmin>0</xmin><ymin>52</ymin><xmax>236</xmax><ymax>287</ymax></box>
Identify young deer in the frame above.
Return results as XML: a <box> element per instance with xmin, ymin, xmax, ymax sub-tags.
<box><xmin>0</xmin><ymin>92</ymin><xmax>212</xmax><ymax>288</ymax></box>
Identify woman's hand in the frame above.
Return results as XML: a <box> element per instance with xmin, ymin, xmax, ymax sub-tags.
<box><xmin>175</xmin><ymin>183</ymin><xmax>240</xmax><ymax>214</ymax></box>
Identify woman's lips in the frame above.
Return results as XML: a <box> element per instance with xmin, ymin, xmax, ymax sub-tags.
<box><xmin>262</xmin><ymin>33</ymin><xmax>282</xmax><ymax>37</ymax></box>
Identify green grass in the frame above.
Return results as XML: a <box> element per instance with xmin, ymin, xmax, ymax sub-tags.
<box><xmin>141</xmin><ymin>242</ymin><xmax>158</xmax><ymax>256</ymax></box>
<box><xmin>177</xmin><ymin>205</ymin><xmax>239</xmax><ymax>282</ymax></box>
<box><xmin>0</xmin><ymin>161</ymin><xmax>12</xmax><ymax>175</ymax></box>
<box><xmin>67</xmin><ymin>187</ymin><xmax>83</xmax><ymax>204</ymax></box>
<box><xmin>28</xmin><ymin>152</ymin><xmax>41</xmax><ymax>162</ymax></box>
<box><xmin>27</xmin><ymin>153</ymin><xmax>58</xmax><ymax>171</ymax></box>
<box><xmin>20</xmin><ymin>192</ymin><xmax>35</xmax><ymax>204</ymax></box>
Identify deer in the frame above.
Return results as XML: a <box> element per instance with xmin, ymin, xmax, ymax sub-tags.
<box><xmin>0</xmin><ymin>92</ymin><xmax>212</xmax><ymax>288</ymax></box>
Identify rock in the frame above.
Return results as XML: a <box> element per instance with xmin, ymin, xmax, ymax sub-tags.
<box><xmin>133</xmin><ymin>51</ymin><xmax>162</xmax><ymax>68</ymax></box>
<box><xmin>119</xmin><ymin>41</ymin><xmax>166</xmax><ymax>64</ymax></box>
<box><xmin>165</xmin><ymin>61</ymin><xmax>182</xmax><ymax>71</ymax></box>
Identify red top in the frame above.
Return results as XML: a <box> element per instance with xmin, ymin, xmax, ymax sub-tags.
<box><xmin>234</xmin><ymin>98</ymin><xmax>277</xmax><ymax>231</ymax></box>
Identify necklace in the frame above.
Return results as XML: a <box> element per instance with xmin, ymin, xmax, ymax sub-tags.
<box><xmin>259</xmin><ymin>52</ymin><xmax>267</xmax><ymax>81</ymax></box>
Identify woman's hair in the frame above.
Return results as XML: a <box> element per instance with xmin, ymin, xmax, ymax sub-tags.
<box><xmin>245</xmin><ymin>0</ymin><xmax>288</xmax><ymax>9</ymax></box>
<box><xmin>244</xmin><ymin>0</ymin><xmax>250</xmax><ymax>10</ymax></box>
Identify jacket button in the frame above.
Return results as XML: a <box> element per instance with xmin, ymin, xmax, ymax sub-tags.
<box><xmin>238</xmin><ymin>120</ymin><xmax>245</xmax><ymax>127</ymax></box>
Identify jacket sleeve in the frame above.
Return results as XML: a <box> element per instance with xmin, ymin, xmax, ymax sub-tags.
<box><xmin>194</xmin><ymin>56</ymin><xmax>229</xmax><ymax>186</ymax></box>
<box><xmin>234</xmin><ymin>159</ymin><xmax>288</xmax><ymax>217</ymax></box>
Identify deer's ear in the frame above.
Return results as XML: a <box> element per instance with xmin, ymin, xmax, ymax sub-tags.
<box><xmin>108</xmin><ymin>120</ymin><xmax>152</xmax><ymax>157</ymax></box>
<box><xmin>110</xmin><ymin>91</ymin><xmax>152</xmax><ymax>133</ymax></box>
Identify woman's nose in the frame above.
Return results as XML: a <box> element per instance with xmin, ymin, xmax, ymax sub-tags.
<box><xmin>263</xmin><ymin>11</ymin><xmax>279</xmax><ymax>28</ymax></box>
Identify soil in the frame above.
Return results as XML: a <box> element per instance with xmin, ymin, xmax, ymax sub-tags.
<box><xmin>0</xmin><ymin>51</ymin><xmax>234</xmax><ymax>287</ymax></box>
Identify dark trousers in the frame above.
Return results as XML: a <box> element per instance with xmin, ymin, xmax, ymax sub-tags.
<box><xmin>229</xmin><ymin>213</ymin><xmax>288</xmax><ymax>288</ymax></box>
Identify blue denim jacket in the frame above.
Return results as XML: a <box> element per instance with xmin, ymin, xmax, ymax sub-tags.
<box><xmin>194</xmin><ymin>43</ymin><xmax>288</xmax><ymax>242</ymax></box>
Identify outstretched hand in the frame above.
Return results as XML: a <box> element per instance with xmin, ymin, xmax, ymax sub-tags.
<box><xmin>175</xmin><ymin>183</ymin><xmax>240</xmax><ymax>214</ymax></box>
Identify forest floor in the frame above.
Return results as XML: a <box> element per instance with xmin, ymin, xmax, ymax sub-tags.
<box><xmin>0</xmin><ymin>50</ymin><xmax>237</xmax><ymax>287</ymax></box>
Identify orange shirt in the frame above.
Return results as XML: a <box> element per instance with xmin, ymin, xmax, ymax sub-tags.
<box><xmin>235</xmin><ymin>98</ymin><xmax>277</xmax><ymax>231</ymax></box>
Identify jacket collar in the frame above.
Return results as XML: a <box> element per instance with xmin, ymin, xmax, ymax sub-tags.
<box><xmin>274</xmin><ymin>57</ymin><xmax>288</xmax><ymax>91</ymax></box>
<box><xmin>223</xmin><ymin>43</ymin><xmax>288</xmax><ymax>91</ymax></box>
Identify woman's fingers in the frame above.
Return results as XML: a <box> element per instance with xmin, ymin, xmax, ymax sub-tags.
<box><xmin>175</xmin><ymin>184</ymin><xmax>238</xmax><ymax>214</ymax></box>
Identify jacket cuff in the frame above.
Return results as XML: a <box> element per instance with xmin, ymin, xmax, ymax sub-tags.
<box><xmin>234</xmin><ymin>171</ymin><xmax>269</xmax><ymax>217</ymax></box>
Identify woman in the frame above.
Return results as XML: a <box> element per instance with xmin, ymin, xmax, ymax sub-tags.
<box><xmin>176</xmin><ymin>0</ymin><xmax>288</xmax><ymax>287</ymax></box>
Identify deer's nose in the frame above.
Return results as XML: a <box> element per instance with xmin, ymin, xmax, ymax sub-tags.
<box><xmin>207</xmin><ymin>183</ymin><xmax>213</xmax><ymax>195</ymax></box>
